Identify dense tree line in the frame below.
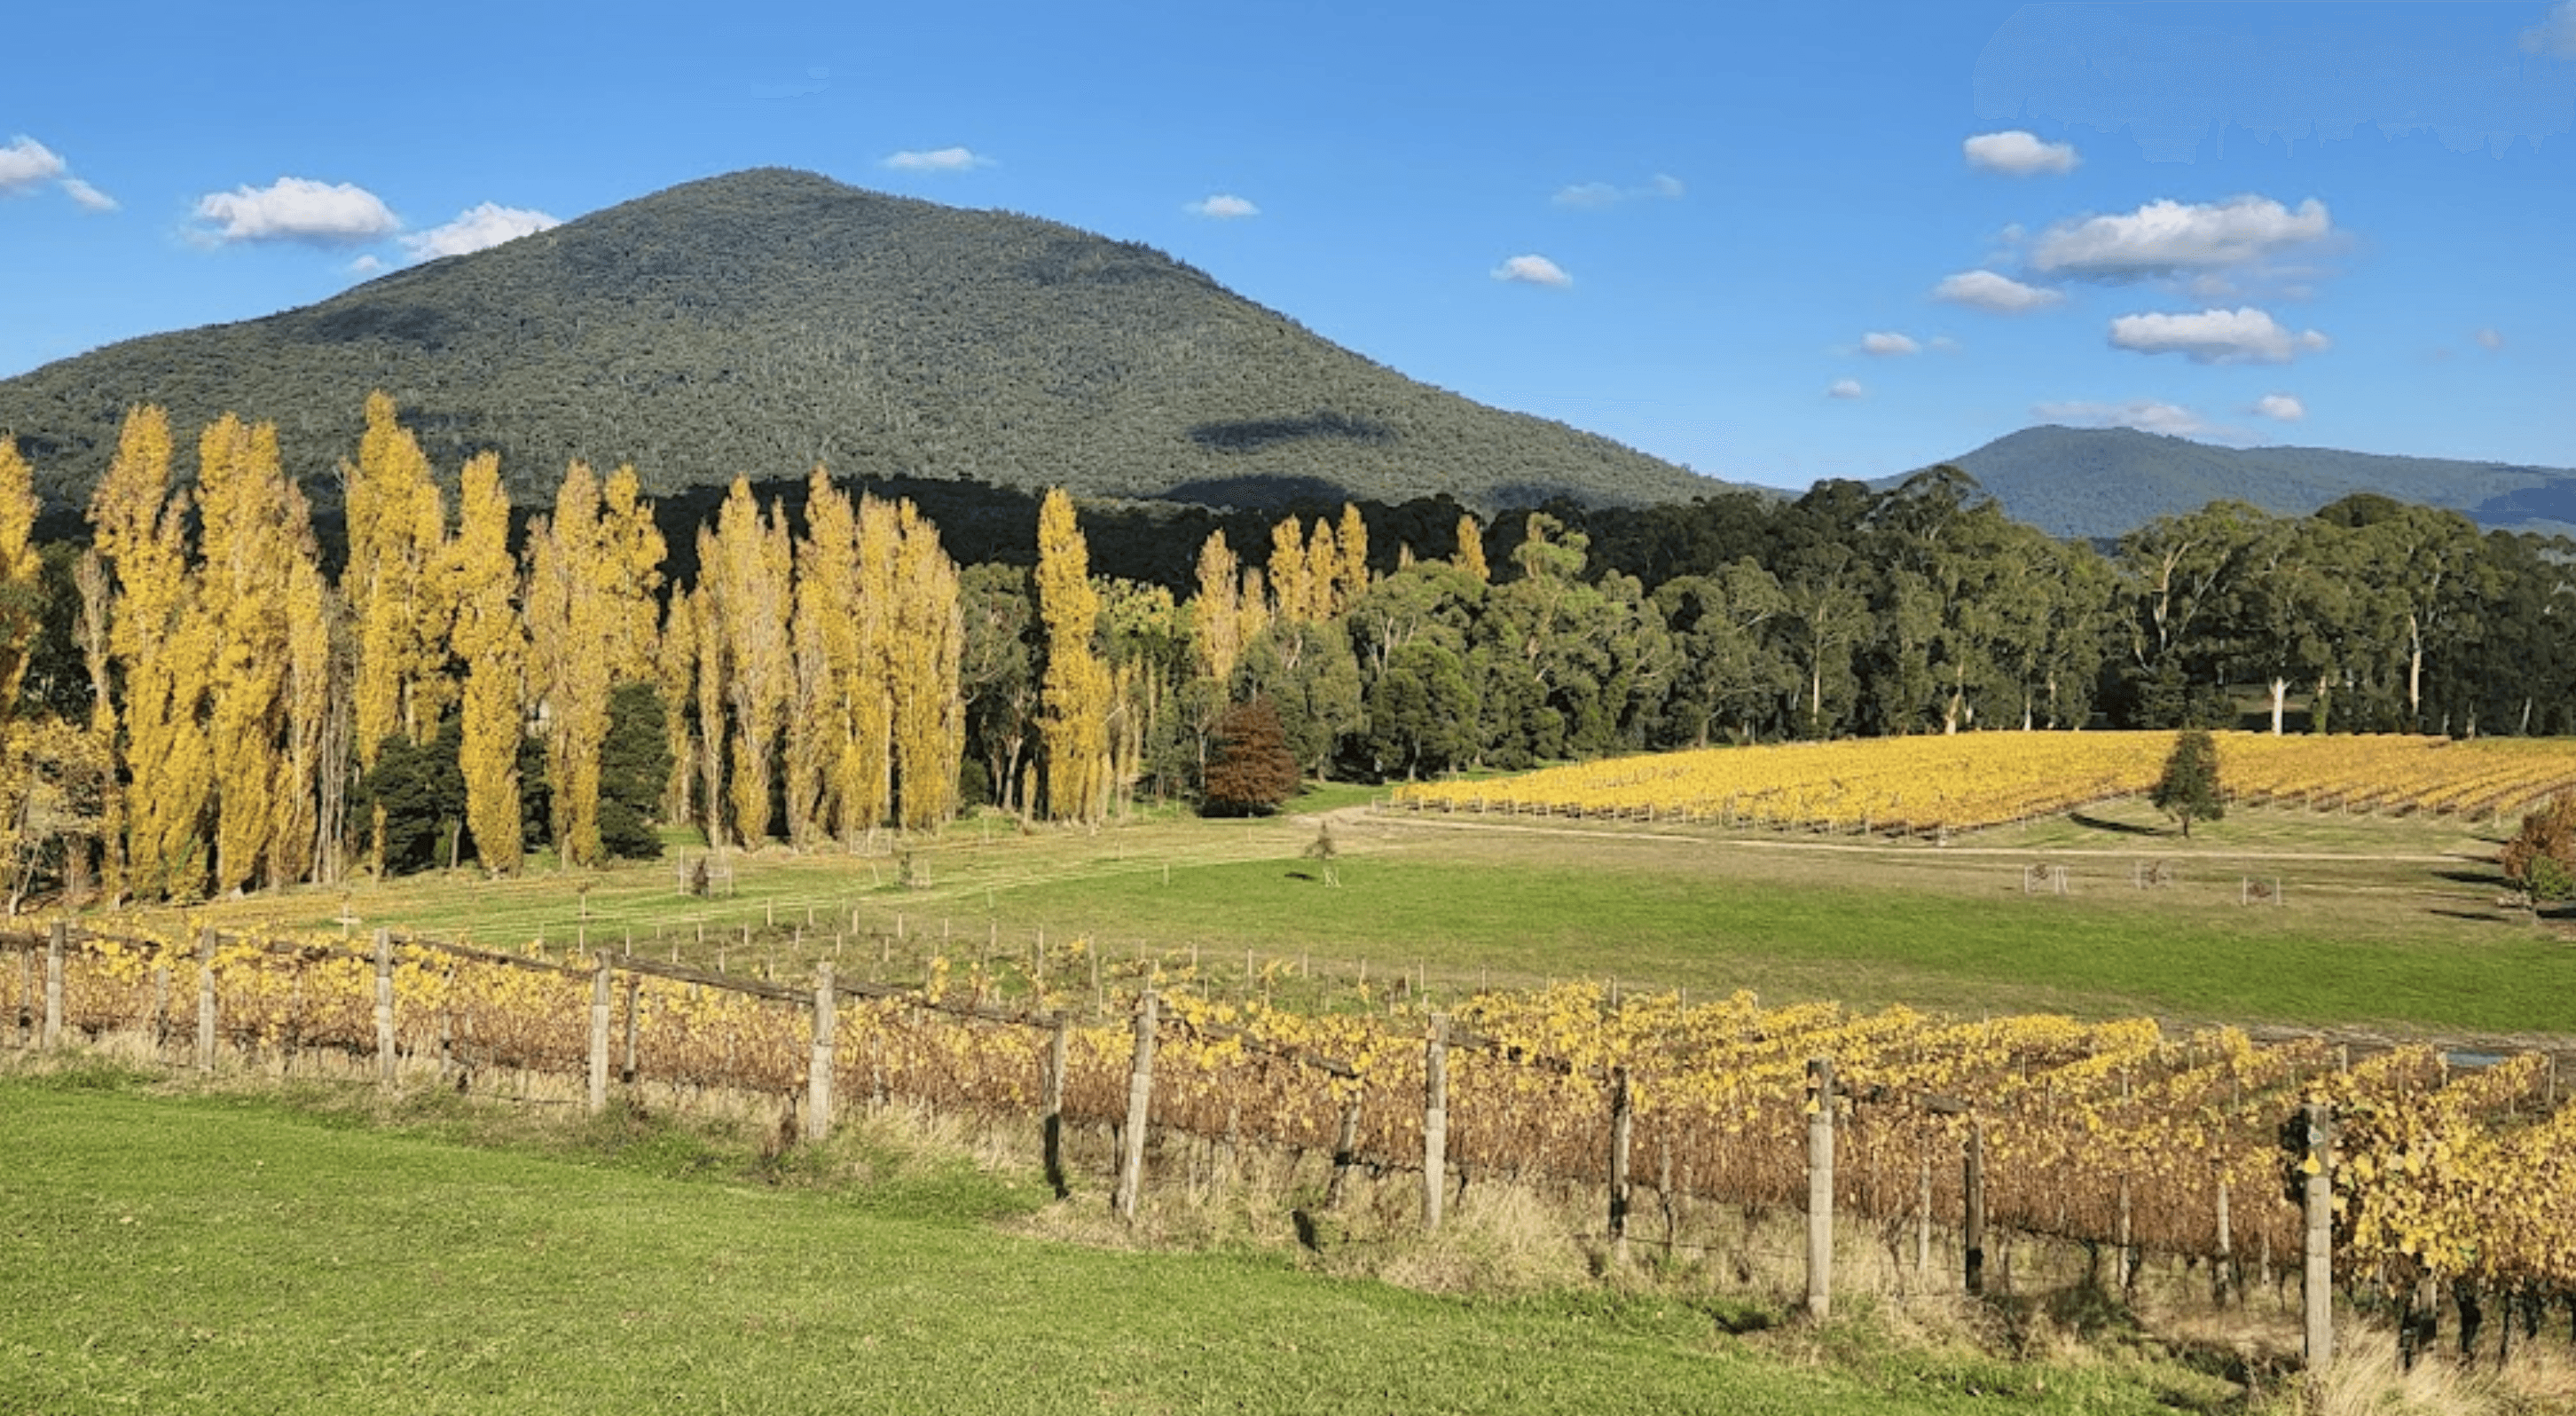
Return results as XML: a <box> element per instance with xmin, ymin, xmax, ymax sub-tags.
<box><xmin>3</xmin><ymin>395</ymin><xmax>2570</xmax><ymax>909</ymax></box>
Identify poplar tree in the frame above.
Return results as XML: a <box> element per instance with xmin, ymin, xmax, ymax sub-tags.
<box><xmin>89</xmin><ymin>407</ymin><xmax>212</xmax><ymax>897</ymax></box>
<box><xmin>1335</xmin><ymin>502</ymin><xmax>1371</xmax><ymax>611</ymax></box>
<box><xmin>1034</xmin><ymin>488</ymin><xmax>1109</xmax><ymax>822</ymax></box>
<box><xmin>196</xmin><ymin>413</ymin><xmax>306</xmax><ymax>895</ymax></box>
<box><xmin>1304</xmin><ymin>519</ymin><xmax>1341</xmax><ymax>620</ymax></box>
<box><xmin>344</xmin><ymin>392</ymin><xmax>452</xmax><ymax>774</ymax></box>
<box><xmin>1268</xmin><ymin>516</ymin><xmax>1312</xmax><ymax>625</ymax></box>
<box><xmin>0</xmin><ymin>437</ymin><xmax>40</xmax><ymax>720</ymax></box>
<box><xmin>703</xmin><ymin>477</ymin><xmax>791</xmax><ymax>848</ymax></box>
<box><xmin>655</xmin><ymin>592</ymin><xmax>698</xmax><ymax>828</ymax></box>
<box><xmin>1456</xmin><ymin>513</ymin><xmax>1489</xmax><ymax>583</ymax></box>
<box><xmin>1191</xmin><ymin>529</ymin><xmax>1241</xmax><ymax>685</ymax></box>
<box><xmin>787</xmin><ymin>468</ymin><xmax>856</xmax><ymax>848</ymax></box>
<box><xmin>890</xmin><ymin>500</ymin><xmax>963</xmax><ymax>830</ymax></box>
<box><xmin>449</xmin><ymin>452</ymin><xmax>523</xmax><ymax>874</ymax></box>
<box><xmin>847</xmin><ymin>493</ymin><xmax>902</xmax><ymax>836</ymax></box>
<box><xmin>524</xmin><ymin>461</ymin><xmax>663</xmax><ymax>868</ymax></box>
<box><xmin>688</xmin><ymin>586</ymin><xmax>726</xmax><ymax>847</ymax></box>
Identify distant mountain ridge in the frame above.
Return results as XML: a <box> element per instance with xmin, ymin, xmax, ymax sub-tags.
<box><xmin>0</xmin><ymin>168</ymin><xmax>1724</xmax><ymax>528</ymax></box>
<box><xmin>1928</xmin><ymin>426</ymin><xmax>2576</xmax><ymax>540</ymax></box>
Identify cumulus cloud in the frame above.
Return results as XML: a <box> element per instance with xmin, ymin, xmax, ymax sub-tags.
<box><xmin>193</xmin><ymin>177</ymin><xmax>399</xmax><ymax>245</ymax></box>
<box><xmin>1826</xmin><ymin>379</ymin><xmax>1867</xmax><ymax>400</ymax></box>
<box><xmin>1491</xmin><ymin>254</ymin><xmax>1572</xmax><ymax>287</ymax></box>
<box><xmin>2252</xmin><ymin>393</ymin><xmax>2306</xmax><ymax>422</ymax></box>
<box><xmin>2475</xmin><ymin>326</ymin><xmax>2506</xmax><ymax>351</ymax></box>
<box><xmin>2030</xmin><ymin>195</ymin><xmax>2333</xmax><ymax>281</ymax></box>
<box><xmin>1859</xmin><ymin>332</ymin><xmax>1920</xmax><ymax>357</ymax></box>
<box><xmin>1551</xmin><ymin>174</ymin><xmax>1685</xmax><ymax>208</ymax></box>
<box><xmin>1932</xmin><ymin>270</ymin><xmax>2065</xmax><ymax>313</ymax></box>
<box><xmin>2108</xmin><ymin>307</ymin><xmax>2330</xmax><ymax>365</ymax></box>
<box><xmin>2033</xmin><ymin>399</ymin><xmax>2218</xmax><ymax>438</ymax></box>
<box><xmin>0</xmin><ymin>136</ymin><xmax>67</xmax><ymax>191</ymax></box>
<box><xmin>1963</xmin><ymin>130</ymin><xmax>2079</xmax><ymax>176</ymax></box>
<box><xmin>348</xmin><ymin>255</ymin><xmax>386</xmax><ymax>276</ymax></box>
<box><xmin>1186</xmin><ymin>193</ymin><xmax>1259</xmax><ymax>219</ymax></box>
<box><xmin>400</xmin><ymin>202</ymin><xmax>560</xmax><ymax>261</ymax></box>
<box><xmin>883</xmin><ymin>146</ymin><xmax>991</xmax><ymax>172</ymax></box>
<box><xmin>2523</xmin><ymin>2</ymin><xmax>2576</xmax><ymax>58</ymax></box>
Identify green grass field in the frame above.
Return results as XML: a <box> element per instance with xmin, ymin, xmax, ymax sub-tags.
<box><xmin>0</xmin><ymin>1068</ymin><xmax>2249</xmax><ymax>1416</ymax></box>
<box><xmin>114</xmin><ymin>792</ymin><xmax>2574</xmax><ymax>1042</ymax></box>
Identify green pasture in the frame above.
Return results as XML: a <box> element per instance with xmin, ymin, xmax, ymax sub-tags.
<box><xmin>85</xmin><ymin>793</ymin><xmax>2574</xmax><ymax>1041</ymax></box>
<box><xmin>0</xmin><ymin>1071</ymin><xmax>2234</xmax><ymax>1416</ymax></box>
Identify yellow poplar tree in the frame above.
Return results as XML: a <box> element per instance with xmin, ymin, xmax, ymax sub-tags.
<box><xmin>1268</xmin><ymin>516</ymin><xmax>1312</xmax><ymax>624</ymax></box>
<box><xmin>344</xmin><ymin>392</ymin><xmax>452</xmax><ymax>768</ymax></box>
<box><xmin>270</xmin><ymin>553</ymin><xmax>334</xmax><ymax>888</ymax></box>
<box><xmin>88</xmin><ymin>407</ymin><xmax>213</xmax><ymax>897</ymax></box>
<box><xmin>689</xmin><ymin>584</ymin><xmax>726</xmax><ymax>846</ymax></box>
<box><xmin>1190</xmin><ymin>529</ymin><xmax>1241</xmax><ymax>685</ymax></box>
<box><xmin>449</xmin><ymin>452</ymin><xmax>523</xmax><ymax>875</ymax></box>
<box><xmin>788</xmin><ymin>468</ymin><xmax>858</xmax><ymax>848</ymax></box>
<box><xmin>1304</xmin><ymin>519</ymin><xmax>1341</xmax><ymax>620</ymax></box>
<box><xmin>1456</xmin><ymin>513</ymin><xmax>1489</xmax><ymax>583</ymax></box>
<box><xmin>525</xmin><ymin>463</ymin><xmax>611</xmax><ymax>867</ymax></box>
<box><xmin>655</xmin><ymin>591</ymin><xmax>698</xmax><ymax>829</ymax></box>
<box><xmin>1335</xmin><ymin>503</ymin><xmax>1370</xmax><ymax>610</ymax></box>
<box><xmin>704</xmin><ymin>477</ymin><xmax>792</xmax><ymax>848</ymax></box>
<box><xmin>890</xmin><ymin>500</ymin><xmax>962</xmax><ymax>830</ymax></box>
<box><xmin>0</xmin><ymin>437</ymin><xmax>41</xmax><ymax>720</ymax></box>
<box><xmin>847</xmin><ymin>495</ymin><xmax>901</xmax><ymax>835</ymax></box>
<box><xmin>195</xmin><ymin>413</ymin><xmax>307</xmax><ymax>895</ymax></box>
<box><xmin>1034</xmin><ymin>488</ymin><xmax>1109</xmax><ymax>823</ymax></box>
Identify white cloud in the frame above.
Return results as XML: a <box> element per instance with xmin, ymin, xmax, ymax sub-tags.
<box><xmin>2522</xmin><ymin>2</ymin><xmax>2576</xmax><ymax>58</ymax></box>
<box><xmin>1551</xmin><ymin>174</ymin><xmax>1685</xmax><ymax>208</ymax></box>
<box><xmin>1491</xmin><ymin>254</ymin><xmax>1572</xmax><ymax>287</ymax></box>
<box><xmin>2030</xmin><ymin>195</ymin><xmax>2333</xmax><ymax>280</ymax></box>
<box><xmin>883</xmin><ymin>146</ymin><xmax>991</xmax><ymax>172</ymax></box>
<box><xmin>60</xmin><ymin>177</ymin><xmax>116</xmax><ymax>211</ymax></box>
<box><xmin>1826</xmin><ymin>379</ymin><xmax>1867</xmax><ymax>400</ymax></box>
<box><xmin>1963</xmin><ymin>130</ymin><xmax>2078</xmax><ymax>176</ymax></box>
<box><xmin>2033</xmin><ymin>399</ymin><xmax>2218</xmax><ymax>438</ymax></box>
<box><xmin>193</xmin><ymin>177</ymin><xmax>399</xmax><ymax>245</ymax></box>
<box><xmin>401</xmin><ymin>202</ymin><xmax>560</xmax><ymax>261</ymax></box>
<box><xmin>2252</xmin><ymin>393</ymin><xmax>2306</xmax><ymax>422</ymax></box>
<box><xmin>1859</xmin><ymin>331</ymin><xmax>1920</xmax><ymax>357</ymax></box>
<box><xmin>2108</xmin><ymin>307</ymin><xmax>2330</xmax><ymax>365</ymax></box>
<box><xmin>1186</xmin><ymin>193</ymin><xmax>1259</xmax><ymax>219</ymax></box>
<box><xmin>348</xmin><ymin>255</ymin><xmax>386</xmax><ymax>276</ymax></box>
<box><xmin>1931</xmin><ymin>269</ymin><xmax>2065</xmax><ymax>313</ymax></box>
<box><xmin>0</xmin><ymin>136</ymin><xmax>67</xmax><ymax>192</ymax></box>
<box><xmin>2475</xmin><ymin>326</ymin><xmax>2506</xmax><ymax>351</ymax></box>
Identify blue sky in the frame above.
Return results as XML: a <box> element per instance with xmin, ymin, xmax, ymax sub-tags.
<box><xmin>4</xmin><ymin>0</ymin><xmax>2572</xmax><ymax>492</ymax></box>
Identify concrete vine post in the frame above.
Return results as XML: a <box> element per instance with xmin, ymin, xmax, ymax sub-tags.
<box><xmin>373</xmin><ymin>929</ymin><xmax>397</xmax><ymax>1086</ymax></box>
<box><xmin>43</xmin><ymin>921</ymin><xmax>66</xmax><ymax>1051</ymax></box>
<box><xmin>1423</xmin><ymin>1014</ymin><xmax>1451</xmax><ymax>1232</ymax></box>
<box><xmin>808</xmin><ymin>963</ymin><xmax>836</xmax><ymax>1145</ymax></box>
<box><xmin>2302</xmin><ymin>1102</ymin><xmax>2336</xmax><ymax>1375</ymax></box>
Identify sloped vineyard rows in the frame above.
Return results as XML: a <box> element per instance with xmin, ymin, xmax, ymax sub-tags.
<box><xmin>1390</xmin><ymin>732</ymin><xmax>2576</xmax><ymax>834</ymax></box>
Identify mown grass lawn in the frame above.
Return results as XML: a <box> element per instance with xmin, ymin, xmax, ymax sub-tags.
<box><xmin>0</xmin><ymin>1070</ymin><xmax>2247</xmax><ymax>1415</ymax></box>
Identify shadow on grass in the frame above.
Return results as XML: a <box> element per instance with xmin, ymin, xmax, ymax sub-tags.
<box><xmin>2066</xmin><ymin>813</ymin><xmax>2167</xmax><ymax>838</ymax></box>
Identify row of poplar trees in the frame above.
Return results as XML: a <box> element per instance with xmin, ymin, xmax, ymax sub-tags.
<box><xmin>0</xmin><ymin>397</ymin><xmax>1014</xmax><ymax>902</ymax></box>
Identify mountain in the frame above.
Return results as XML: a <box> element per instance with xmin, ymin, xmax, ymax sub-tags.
<box><xmin>1928</xmin><ymin>426</ymin><xmax>2576</xmax><ymax>541</ymax></box>
<box><xmin>0</xmin><ymin>168</ymin><xmax>1723</xmax><ymax>531</ymax></box>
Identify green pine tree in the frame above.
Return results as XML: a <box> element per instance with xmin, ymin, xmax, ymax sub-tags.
<box><xmin>2150</xmin><ymin>728</ymin><xmax>2226</xmax><ymax>838</ymax></box>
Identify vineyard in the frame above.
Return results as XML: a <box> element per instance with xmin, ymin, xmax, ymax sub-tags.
<box><xmin>11</xmin><ymin>917</ymin><xmax>2576</xmax><ymax>1364</ymax></box>
<box><xmin>1387</xmin><ymin>732</ymin><xmax>2576</xmax><ymax>835</ymax></box>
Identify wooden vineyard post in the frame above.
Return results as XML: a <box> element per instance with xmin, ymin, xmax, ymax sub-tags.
<box><xmin>13</xmin><ymin>941</ymin><xmax>29</xmax><ymax>1048</ymax></box>
<box><xmin>1114</xmin><ymin>991</ymin><xmax>1158</xmax><ymax>1222</ymax></box>
<box><xmin>587</xmin><ymin>956</ymin><xmax>613</xmax><ymax>1115</ymax></box>
<box><xmin>1042</xmin><ymin>1013</ymin><xmax>1071</xmax><ymax>1198</ymax></box>
<box><xmin>1325</xmin><ymin>1094</ymin><xmax>1363</xmax><ymax>1210</ymax></box>
<box><xmin>43</xmin><ymin>921</ymin><xmax>65</xmax><ymax>1051</ymax></box>
<box><xmin>373</xmin><ymin>930</ymin><xmax>396</xmax><ymax>1086</ymax></box>
<box><xmin>2214</xmin><ymin>1168</ymin><xmax>2234</xmax><ymax>1305</ymax></box>
<box><xmin>1607</xmin><ymin>1066</ymin><xmax>1634</xmax><ymax>1268</ymax></box>
<box><xmin>2301</xmin><ymin>1102</ymin><xmax>2336</xmax><ymax>1374</ymax></box>
<box><xmin>621</xmin><ymin>976</ymin><xmax>640</xmax><ymax>1087</ymax></box>
<box><xmin>195</xmin><ymin>927</ymin><xmax>217</xmax><ymax>1075</ymax></box>
<box><xmin>1806</xmin><ymin>1057</ymin><xmax>1835</xmax><ymax>1320</ymax></box>
<box><xmin>1964</xmin><ymin>1118</ymin><xmax>1987</xmax><ymax>1297</ymax></box>
<box><xmin>1423</xmin><ymin>1014</ymin><xmax>1450</xmax><ymax>1233</ymax></box>
<box><xmin>808</xmin><ymin>963</ymin><xmax>836</xmax><ymax>1145</ymax></box>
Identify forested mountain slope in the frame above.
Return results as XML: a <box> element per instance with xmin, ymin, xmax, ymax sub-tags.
<box><xmin>0</xmin><ymin>168</ymin><xmax>1722</xmax><ymax>526</ymax></box>
<box><xmin>1936</xmin><ymin>425</ymin><xmax>2576</xmax><ymax>540</ymax></box>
